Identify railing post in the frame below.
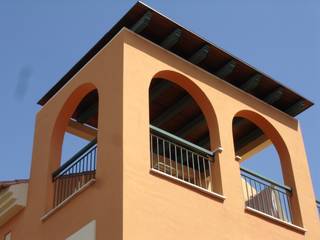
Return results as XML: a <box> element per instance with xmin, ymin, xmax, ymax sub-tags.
<box><xmin>240</xmin><ymin>167</ymin><xmax>293</xmax><ymax>223</ymax></box>
<box><xmin>51</xmin><ymin>140</ymin><xmax>97</xmax><ymax>207</ymax></box>
<box><xmin>149</xmin><ymin>126</ymin><xmax>221</xmax><ymax>194</ymax></box>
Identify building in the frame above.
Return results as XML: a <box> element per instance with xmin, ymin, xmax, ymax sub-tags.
<box><xmin>0</xmin><ymin>2</ymin><xmax>319</xmax><ymax>239</ymax></box>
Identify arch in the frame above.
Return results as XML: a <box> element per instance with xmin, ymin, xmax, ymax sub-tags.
<box><xmin>234</xmin><ymin>109</ymin><xmax>290</xmax><ymax>165</ymax></box>
<box><xmin>148</xmin><ymin>70</ymin><xmax>222</xmax><ymax>194</ymax></box>
<box><xmin>47</xmin><ymin>82</ymin><xmax>99</xmax><ymax>208</ymax></box>
<box><xmin>152</xmin><ymin>70</ymin><xmax>220</xmax><ymax>148</ymax></box>
<box><xmin>50</xmin><ymin>82</ymin><xmax>98</xmax><ymax>169</ymax></box>
<box><xmin>232</xmin><ymin>109</ymin><xmax>302</xmax><ymax>225</ymax></box>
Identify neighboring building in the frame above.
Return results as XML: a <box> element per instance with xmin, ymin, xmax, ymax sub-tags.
<box><xmin>0</xmin><ymin>180</ymin><xmax>28</xmax><ymax>228</ymax></box>
<box><xmin>0</xmin><ymin>2</ymin><xmax>319</xmax><ymax>239</ymax></box>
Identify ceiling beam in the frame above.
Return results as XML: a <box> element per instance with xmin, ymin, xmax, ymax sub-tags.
<box><xmin>174</xmin><ymin>115</ymin><xmax>250</xmax><ymax>145</ymax></box>
<box><xmin>240</xmin><ymin>74</ymin><xmax>261</xmax><ymax>92</ymax></box>
<box><xmin>194</xmin><ymin>120</ymin><xmax>267</xmax><ymax>152</ymax></box>
<box><xmin>174</xmin><ymin>116</ymin><xmax>252</xmax><ymax>149</ymax></box>
<box><xmin>195</xmin><ymin>134</ymin><xmax>210</xmax><ymax>148</ymax></box>
<box><xmin>131</xmin><ymin>11</ymin><xmax>152</xmax><ymax>33</ymax></box>
<box><xmin>263</xmin><ymin>87</ymin><xmax>283</xmax><ymax>104</ymax></box>
<box><xmin>236</xmin><ymin>128</ymin><xmax>263</xmax><ymax>151</ymax></box>
<box><xmin>285</xmin><ymin>99</ymin><xmax>305</xmax><ymax>116</ymax></box>
<box><xmin>77</xmin><ymin>102</ymin><xmax>98</xmax><ymax>124</ymax></box>
<box><xmin>189</xmin><ymin>45</ymin><xmax>210</xmax><ymax>65</ymax></box>
<box><xmin>175</xmin><ymin>115</ymin><xmax>205</xmax><ymax>137</ymax></box>
<box><xmin>233</xmin><ymin>118</ymin><xmax>247</xmax><ymax>127</ymax></box>
<box><xmin>236</xmin><ymin>135</ymin><xmax>271</xmax><ymax>161</ymax></box>
<box><xmin>176</xmin><ymin>116</ymin><xmax>246</xmax><ymax>144</ymax></box>
<box><xmin>66</xmin><ymin>119</ymin><xmax>97</xmax><ymax>141</ymax></box>
<box><xmin>161</xmin><ymin>29</ymin><xmax>182</xmax><ymax>49</ymax></box>
<box><xmin>215</xmin><ymin>60</ymin><xmax>236</xmax><ymax>79</ymax></box>
<box><xmin>151</xmin><ymin>95</ymin><xmax>193</xmax><ymax>126</ymax></box>
<box><xmin>149</xmin><ymin>81</ymin><xmax>172</xmax><ymax>102</ymax></box>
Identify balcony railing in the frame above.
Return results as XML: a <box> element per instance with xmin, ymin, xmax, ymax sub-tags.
<box><xmin>150</xmin><ymin>125</ymin><xmax>215</xmax><ymax>192</ymax></box>
<box><xmin>49</xmin><ymin>125</ymin><xmax>302</xmax><ymax>223</ymax></box>
<box><xmin>317</xmin><ymin>200</ymin><xmax>320</xmax><ymax>216</ymax></box>
<box><xmin>241</xmin><ymin>167</ymin><xmax>293</xmax><ymax>223</ymax></box>
<box><xmin>52</xmin><ymin>139</ymin><xmax>97</xmax><ymax>207</ymax></box>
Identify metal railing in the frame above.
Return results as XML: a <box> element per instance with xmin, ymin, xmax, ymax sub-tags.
<box><xmin>150</xmin><ymin>125</ymin><xmax>215</xmax><ymax>191</ymax></box>
<box><xmin>317</xmin><ymin>200</ymin><xmax>320</xmax><ymax>216</ymax></box>
<box><xmin>241</xmin><ymin>167</ymin><xmax>293</xmax><ymax>223</ymax></box>
<box><xmin>52</xmin><ymin>139</ymin><xmax>97</xmax><ymax>207</ymax></box>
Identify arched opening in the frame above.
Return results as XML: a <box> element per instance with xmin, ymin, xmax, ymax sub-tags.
<box><xmin>232</xmin><ymin>111</ymin><xmax>293</xmax><ymax>223</ymax></box>
<box><xmin>148</xmin><ymin>72</ymin><xmax>221</xmax><ymax>194</ymax></box>
<box><xmin>52</xmin><ymin>88</ymin><xmax>99</xmax><ymax>207</ymax></box>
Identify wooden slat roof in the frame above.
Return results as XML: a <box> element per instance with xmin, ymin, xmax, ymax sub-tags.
<box><xmin>38</xmin><ymin>1</ymin><xmax>313</xmax><ymax>117</ymax></box>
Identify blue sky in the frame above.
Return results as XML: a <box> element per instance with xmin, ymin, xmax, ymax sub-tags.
<box><xmin>0</xmin><ymin>1</ymin><xmax>319</xmax><ymax>199</ymax></box>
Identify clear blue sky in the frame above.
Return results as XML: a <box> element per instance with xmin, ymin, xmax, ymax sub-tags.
<box><xmin>0</xmin><ymin>1</ymin><xmax>319</xmax><ymax>199</ymax></box>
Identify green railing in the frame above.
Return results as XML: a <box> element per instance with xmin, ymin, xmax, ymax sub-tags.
<box><xmin>52</xmin><ymin>138</ymin><xmax>97</xmax><ymax>207</ymax></box>
<box><xmin>150</xmin><ymin>125</ymin><xmax>220</xmax><ymax>192</ymax></box>
<box><xmin>150</xmin><ymin>125</ymin><xmax>215</xmax><ymax>157</ymax></box>
<box><xmin>240</xmin><ymin>167</ymin><xmax>293</xmax><ymax>223</ymax></box>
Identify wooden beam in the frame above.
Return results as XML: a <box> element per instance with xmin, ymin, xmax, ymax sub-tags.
<box><xmin>77</xmin><ymin>102</ymin><xmax>98</xmax><ymax>123</ymax></box>
<box><xmin>215</xmin><ymin>60</ymin><xmax>236</xmax><ymax>78</ymax></box>
<box><xmin>175</xmin><ymin>116</ymin><xmax>249</xmax><ymax>145</ymax></box>
<box><xmin>233</xmin><ymin>118</ymin><xmax>272</xmax><ymax>161</ymax></box>
<box><xmin>196</xmin><ymin>135</ymin><xmax>210</xmax><ymax>148</ymax></box>
<box><xmin>131</xmin><ymin>11</ymin><xmax>152</xmax><ymax>33</ymax></box>
<box><xmin>233</xmin><ymin>118</ymin><xmax>246</xmax><ymax>127</ymax></box>
<box><xmin>236</xmin><ymin>135</ymin><xmax>271</xmax><ymax>162</ymax></box>
<box><xmin>189</xmin><ymin>45</ymin><xmax>209</xmax><ymax>64</ymax></box>
<box><xmin>263</xmin><ymin>87</ymin><xmax>283</xmax><ymax>104</ymax></box>
<box><xmin>66</xmin><ymin>119</ymin><xmax>97</xmax><ymax>141</ymax></box>
<box><xmin>236</xmin><ymin>128</ymin><xmax>263</xmax><ymax>151</ymax></box>
<box><xmin>285</xmin><ymin>99</ymin><xmax>305</xmax><ymax>116</ymax></box>
<box><xmin>161</xmin><ymin>29</ymin><xmax>182</xmax><ymax>49</ymax></box>
<box><xmin>150</xmin><ymin>81</ymin><xmax>172</xmax><ymax>102</ymax></box>
<box><xmin>184</xmin><ymin>116</ymin><xmax>272</xmax><ymax>160</ymax></box>
<box><xmin>240</xmin><ymin>74</ymin><xmax>261</xmax><ymax>92</ymax></box>
<box><xmin>175</xmin><ymin>115</ymin><xmax>205</xmax><ymax>137</ymax></box>
<box><xmin>151</xmin><ymin>95</ymin><xmax>193</xmax><ymax>126</ymax></box>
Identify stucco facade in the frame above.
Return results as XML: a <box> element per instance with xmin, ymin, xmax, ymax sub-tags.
<box><xmin>0</xmin><ymin>28</ymin><xmax>319</xmax><ymax>239</ymax></box>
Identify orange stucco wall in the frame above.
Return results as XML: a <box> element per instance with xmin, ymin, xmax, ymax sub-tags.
<box><xmin>0</xmin><ymin>28</ymin><xmax>319</xmax><ymax>239</ymax></box>
<box><xmin>0</xmin><ymin>30</ymin><xmax>125</xmax><ymax>240</ymax></box>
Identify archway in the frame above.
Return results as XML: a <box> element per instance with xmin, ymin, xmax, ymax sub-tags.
<box><xmin>148</xmin><ymin>70</ymin><xmax>221</xmax><ymax>194</ymax></box>
<box><xmin>232</xmin><ymin>110</ymin><xmax>294</xmax><ymax>223</ymax></box>
<box><xmin>50</xmin><ymin>84</ymin><xmax>99</xmax><ymax>207</ymax></box>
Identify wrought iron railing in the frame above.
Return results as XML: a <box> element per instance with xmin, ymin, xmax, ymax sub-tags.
<box><xmin>317</xmin><ymin>200</ymin><xmax>320</xmax><ymax>216</ymax></box>
<box><xmin>52</xmin><ymin>139</ymin><xmax>97</xmax><ymax>207</ymax></box>
<box><xmin>150</xmin><ymin>125</ymin><xmax>215</xmax><ymax>192</ymax></box>
<box><xmin>241</xmin><ymin>167</ymin><xmax>293</xmax><ymax>223</ymax></box>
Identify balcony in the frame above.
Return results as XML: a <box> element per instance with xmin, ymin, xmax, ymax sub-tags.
<box><xmin>150</xmin><ymin>125</ymin><xmax>296</xmax><ymax>225</ymax></box>
<box><xmin>52</xmin><ymin>139</ymin><xmax>97</xmax><ymax>207</ymax></box>
<box><xmin>150</xmin><ymin>125</ymin><xmax>218</xmax><ymax>194</ymax></box>
<box><xmin>51</xmin><ymin>124</ymin><xmax>298</xmax><ymax>226</ymax></box>
<box><xmin>241</xmin><ymin>168</ymin><xmax>293</xmax><ymax>223</ymax></box>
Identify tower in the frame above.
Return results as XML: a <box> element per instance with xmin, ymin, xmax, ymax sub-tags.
<box><xmin>0</xmin><ymin>2</ymin><xmax>319</xmax><ymax>239</ymax></box>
